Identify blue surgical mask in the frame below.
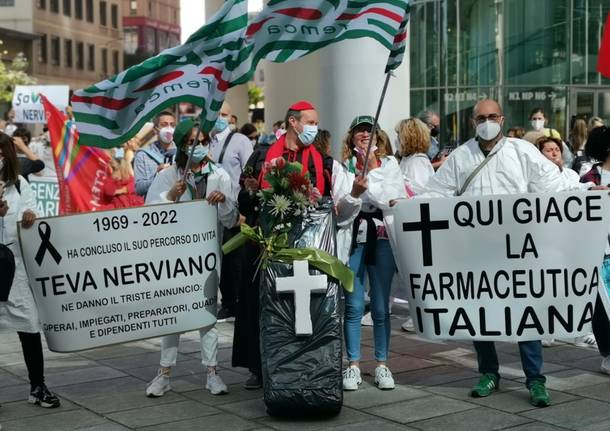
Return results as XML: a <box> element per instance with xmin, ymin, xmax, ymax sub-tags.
<box><xmin>298</xmin><ymin>124</ymin><xmax>318</xmax><ymax>146</ymax></box>
<box><xmin>214</xmin><ymin>117</ymin><xmax>229</xmax><ymax>132</ymax></box>
<box><xmin>184</xmin><ymin>144</ymin><xmax>209</xmax><ymax>164</ymax></box>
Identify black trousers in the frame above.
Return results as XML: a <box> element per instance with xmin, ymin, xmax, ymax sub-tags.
<box><xmin>17</xmin><ymin>331</ymin><xmax>45</xmax><ymax>389</ymax></box>
<box><xmin>219</xmin><ymin>226</ymin><xmax>243</xmax><ymax>311</ymax></box>
<box><xmin>593</xmin><ymin>296</ymin><xmax>610</xmax><ymax>357</ymax></box>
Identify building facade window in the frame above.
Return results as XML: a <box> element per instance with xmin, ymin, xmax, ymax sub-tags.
<box><xmin>112</xmin><ymin>50</ymin><xmax>119</xmax><ymax>74</ymax></box>
<box><xmin>37</xmin><ymin>0</ymin><xmax>46</xmax><ymax>9</ymax></box>
<box><xmin>63</xmin><ymin>0</ymin><xmax>71</xmax><ymax>16</ymax></box>
<box><xmin>87</xmin><ymin>43</ymin><xmax>95</xmax><ymax>70</ymax></box>
<box><xmin>51</xmin><ymin>36</ymin><xmax>60</xmax><ymax>65</ymax></box>
<box><xmin>100</xmin><ymin>1</ymin><xmax>107</xmax><ymax>26</ymax></box>
<box><xmin>50</xmin><ymin>0</ymin><xmax>59</xmax><ymax>13</ymax></box>
<box><xmin>64</xmin><ymin>39</ymin><xmax>73</xmax><ymax>67</ymax></box>
<box><xmin>86</xmin><ymin>0</ymin><xmax>93</xmax><ymax>22</ymax></box>
<box><xmin>130</xmin><ymin>0</ymin><xmax>136</xmax><ymax>15</ymax></box>
<box><xmin>39</xmin><ymin>34</ymin><xmax>48</xmax><ymax>64</ymax></box>
<box><xmin>111</xmin><ymin>4</ymin><xmax>118</xmax><ymax>29</ymax></box>
<box><xmin>0</xmin><ymin>0</ymin><xmax>15</xmax><ymax>6</ymax></box>
<box><xmin>409</xmin><ymin>0</ymin><xmax>610</xmax><ymax>146</ymax></box>
<box><xmin>75</xmin><ymin>0</ymin><xmax>82</xmax><ymax>19</ymax></box>
<box><xmin>76</xmin><ymin>41</ymin><xmax>84</xmax><ymax>69</ymax></box>
<box><xmin>101</xmin><ymin>48</ymin><xmax>108</xmax><ymax>74</ymax></box>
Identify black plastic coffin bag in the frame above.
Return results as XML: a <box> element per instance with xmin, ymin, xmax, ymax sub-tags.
<box><xmin>0</xmin><ymin>244</ymin><xmax>16</xmax><ymax>301</ymax></box>
<box><xmin>260</xmin><ymin>199</ymin><xmax>343</xmax><ymax>416</ymax></box>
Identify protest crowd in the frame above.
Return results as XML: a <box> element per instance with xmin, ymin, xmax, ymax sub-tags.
<box><xmin>2</xmin><ymin>0</ymin><xmax>610</xmax><ymax>425</ymax></box>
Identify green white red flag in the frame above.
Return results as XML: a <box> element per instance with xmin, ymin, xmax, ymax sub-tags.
<box><xmin>72</xmin><ymin>0</ymin><xmax>248</xmax><ymax>149</ymax></box>
<box><xmin>232</xmin><ymin>0</ymin><xmax>411</xmax><ymax>85</ymax></box>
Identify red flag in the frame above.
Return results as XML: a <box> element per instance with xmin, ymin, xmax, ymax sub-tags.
<box><xmin>598</xmin><ymin>12</ymin><xmax>610</xmax><ymax>78</ymax></box>
<box><xmin>41</xmin><ymin>95</ymin><xmax>111</xmax><ymax>214</ymax></box>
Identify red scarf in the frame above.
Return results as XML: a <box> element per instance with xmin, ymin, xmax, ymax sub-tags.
<box><xmin>259</xmin><ymin>135</ymin><xmax>326</xmax><ymax>195</ymax></box>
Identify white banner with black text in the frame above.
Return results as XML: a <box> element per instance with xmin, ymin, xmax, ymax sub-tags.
<box><xmin>18</xmin><ymin>201</ymin><xmax>220</xmax><ymax>352</ymax></box>
<box><xmin>389</xmin><ymin>192</ymin><xmax>610</xmax><ymax>341</ymax></box>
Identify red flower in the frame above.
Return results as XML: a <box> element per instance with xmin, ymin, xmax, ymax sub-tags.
<box><xmin>274</xmin><ymin>157</ymin><xmax>286</xmax><ymax>170</ymax></box>
<box><xmin>287</xmin><ymin>172</ymin><xmax>310</xmax><ymax>191</ymax></box>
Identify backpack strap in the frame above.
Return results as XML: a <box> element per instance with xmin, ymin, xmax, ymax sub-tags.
<box><xmin>218</xmin><ymin>131</ymin><xmax>237</xmax><ymax>164</ymax></box>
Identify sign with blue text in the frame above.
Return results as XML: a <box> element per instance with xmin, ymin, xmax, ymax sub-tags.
<box><xmin>389</xmin><ymin>192</ymin><xmax>610</xmax><ymax>341</ymax></box>
<box><xmin>18</xmin><ymin>201</ymin><xmax>220</xmax><ymax>352</ymax></box>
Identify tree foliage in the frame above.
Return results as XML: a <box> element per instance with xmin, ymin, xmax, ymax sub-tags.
<box><xmin>0</xmin><ymin>48</ymin><xmax>36</xmax><ymax>103</ymax></box>
<box><xmin>248</xmin><ymin>83</ymin><xmax>264</xmax><ymax>106</ymax></box>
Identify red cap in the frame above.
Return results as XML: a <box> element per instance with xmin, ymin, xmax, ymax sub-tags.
<box><xmin>288</xmin><ymin>100</ymin><xmax>316</xmax><ymax>111</ymax></box>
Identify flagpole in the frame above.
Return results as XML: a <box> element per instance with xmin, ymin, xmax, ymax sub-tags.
<box><xmin>361</xmin><ymin>71</ymin><xmax>393</xmax><ymax>178</ymax></box>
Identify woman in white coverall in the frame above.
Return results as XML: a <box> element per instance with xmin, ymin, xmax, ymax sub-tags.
<box><xmin>144</xmin><ymin>119</ymin><xmax>238</xmax><ymax>397</ymax></box>
<box><xmin>0</xmin><ymin>132</ymin><xmax>60</xmax><ymax>408</ymax></box>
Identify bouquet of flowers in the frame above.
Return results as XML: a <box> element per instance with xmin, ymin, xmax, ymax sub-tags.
<box><xmin>257</xmin><ymin>157</ymin><xmax>322</xmax><ymax>237</ymax></box>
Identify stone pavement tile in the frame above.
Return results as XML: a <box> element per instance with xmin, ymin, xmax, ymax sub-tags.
<box><xmin>73</xmin><ymin>387</ymin><xmax>188</xmax><ymax>414</ymax></box>
<box><xmin>537</xmin><ymin>369</ymin><xmax>609</xmax><ymax>391</ymax></box>
<box><xmin>79</xmin><ymin>344</ymin><xmax>157</xmax><ymax>360</ymax></box>
<box><xmin>98</xmin><ymin>351</ymin><xmax>190</xmax><ymax>371</ymax></box>
<box><xmin>423</xmin><ymin>376</ymin><xmax>522</xmax><ymax>401</ymax></box>
<box><xmin>343</xmin><ymin>383</ymin><xmax>427</xmax><ymax>409</ymax></box>
<box><xmin>393</xmin><ymin>365</ymin><xmax>480</xmax><ymax>387</ymax></box>
<box><xmin>359</xmin><ymin>355</ymin><xmax>439</xmax><ymax>376</ymax></box>
<box><xmin>0</xmin><ymin>384</ymin><xmax>30</xmax><ymax>403</ymax></box>
<box><xmin>257</xmin><ymin>407</ymin><xmax>377</xmax><ymax>431</ymax></box>
<box><xmin>106</xmin><ymin>400</ymin><xmax>220</xmax><ymax>428</ymax></box>
<box><xmin>216</xmin><ymin>397</ymin><xmax>268</xmax><ymax>419</ymax></box>
<box><xmin>0</xmin><ymin>397</ymin><xmax>78</xmax><ymax>421</ymax></box>
<box><xmin>0</xmin><ymin>370</ymin><xmax>26</xmax><ymax>388</ymax></box>
<box><xmin>552</xmin><ymin>355</ymin><xmax>604</xmax><ymax>373</ymax></box>
<box><xmin>363</xmin><ymin>395</ymin><xmax>477</xmax><ymax>424</ymax></box>
<box><xmin>45</xmin><ymin>365</ymin><xmax>128</xmax><ymax>387</ymax></box>
<box><xmin>502</xmin><ymin>423</ymin><xmax>568</xmax><ymax>431</ymax></box>
<box><xmin>54</xmin><ymin>376</ymin><xmax>147</xmax><ymax>399</ymax></box>
<box><xmin>566</xmin><ymin>381</ymin><xmax>610</xmax><ymax>402</ymax></box>
<box><xmin>541</xmin><ymin>346</ymin><xmax>600</xmax><ymax>363</ymax></box>
<box><xmin>409</xmin><ymin>406</ymin><xmax>531</xmax><ymax>431</ymax></box>
<box><xmin>0</xmin><ymin>409</ymin><xmax>107</xmax><ymax>431</ymax></box>
<box><xmin>181</xmin><ymin>385</ymin><xmax>263</xmax><ymax>406</ymax></box>
<box><xmin>137</xmin><ymin>412</ymin><xmax>256</xmax><ymax>431</ymax></box>
<box><xmin>3</xmin><ymin>357</ymin><xmax>102</xmax><ymax>379</ymax></box>
<box><xmin>467</xmin><ymin>388</ymin><xmax>577</xmax><ymax>413</ymax></box>
<box><xmin>581</xmin><ymin>419</ymin><xmax>610</xmax><ymax>431</ymax></box>
<box><xmin>521</xmin><ymin>399</ymin><xmax>610</xmax><ymax>430</ymax></box>
<box><xmin>0</xmin><ymin>352</ymin><xmax>26</xmax><ymax>367</ymax></box>
<box><xmin>325</xmin><ymin>419</ymin><xmax>416</xmax><ymax>431</ymax></box>
<box><xmin>74</xmin><ymin>422</ymin><xmax>132</xmax><ymax>431</ymax></box>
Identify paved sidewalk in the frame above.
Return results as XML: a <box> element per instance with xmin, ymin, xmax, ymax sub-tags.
<box><xmin>2</xmin><ymin>306</ymin><xmax>610</xmax><ymax>431</ymax></box>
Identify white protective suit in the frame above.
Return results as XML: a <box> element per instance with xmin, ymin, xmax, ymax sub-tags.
<box><xmin>0</xmin><ymin>176</ymin><xmax>41</xmax><ymax>333</ymax></box>
<box><xmin>144</xmin><ymin>162</ymin><xmax>238</xmax><ymax>370</ymax></box>
<box><xmin>332</xmin><ymin>160</ymin><xmax>362</xmax><ymax>264</ymax></box>
<box><xmin>399</xmin><ymin>153</ymin><xmax>435</xmax><ymax>195</ymax></box>
<box><xmin>422</xmin><ymin>137</ymin><xmax>592</xmax><ymax>197</ymax></box>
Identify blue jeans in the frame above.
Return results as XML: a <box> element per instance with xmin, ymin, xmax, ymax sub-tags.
<box><xmin>344</xmin><ymin>240</ymin><xmax>396</xmax><ymax>362</ymax></box>
<box><xmin>473</xmin><ymin>340</ymin><xmax>545</xmax><ymax>387</ymax></box>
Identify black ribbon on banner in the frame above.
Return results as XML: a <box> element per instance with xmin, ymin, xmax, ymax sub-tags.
<box><xmin>34</xmin><ymin>221</ymin><xmax>62</xmax><ymax>266</ymax></box>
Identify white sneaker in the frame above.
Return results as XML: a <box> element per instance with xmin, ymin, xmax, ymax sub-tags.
<box><xmin>574</xmin><ymin>334</ymin><xmax>598</xmax><ymax>348</ymax></box>
<box><xmin>342</xmin><ymin>366</ymin><xmax>362</xmax><ymax>391</ymax></box>
<box><xmin>401</xmin><ymin>317</ymin><xmax>415</xmax><ymax>332</ymax></box>
<box><xmin>206</xmin><ymin>373</ymin><xmax>228</xmax><ymax>395</ymax></box>
<box><xmin>146</xmin><ymin>370</ymin><xmax>171</xmax><ymax>397</ymax></box>
<box><xmin>361</xmin><ymin>312</ymin><xmax>373</xmax><ymax>326</ymax></box>
<box><xmin>541</xmin><ymin>339</ymin><xmax>556</xmax><ymax>347</ymax></box>
<box><xmin>374</xmin><ymin>365</ymin><xmax>395</xmax><ymax>390</ymax></box>
<box><xmin>601</xmin><ymin>356</ymin><xmax>610</xmax><ymax>375</ymax></box>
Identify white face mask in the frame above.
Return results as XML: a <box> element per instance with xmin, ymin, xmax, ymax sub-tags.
<box><xmin>531</xmin><ymin>119</ymin><xmax>545</xmax><ymax>131</ymax></box>
<box><xmin>476</xmin><ymin>120</ymin><xmax>502</xmax><ymax>141</ymax></box>
<box><xmin>158</xmin><ymin>126</ymin><xmax>175</xmax><ymax>145</ymax></box>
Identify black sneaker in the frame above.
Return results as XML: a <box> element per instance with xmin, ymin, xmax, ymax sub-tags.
<box><xmin>244</xmin><ymin>373</ymin><xmax>262</xmax><ymax>390</ymax></box>
<box><xmin>217</xmin><ymin>306</ymin><xmax>235</xmax><ymax>321</ymax></box>
<box><xmin>28</xmin><ymin>384</ymin><xmax>60</xmax><ymax>408</ymax></box>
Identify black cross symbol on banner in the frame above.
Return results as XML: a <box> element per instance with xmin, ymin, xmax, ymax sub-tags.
<box><xmin>34</xmin><ymin>221</ymin><xmax>62</xmax><ymax>266</ymax></box>
<box><xmin>402</xmin><ymin>203</ymin><xmax>450</xmax><ymax>267</ymax></box>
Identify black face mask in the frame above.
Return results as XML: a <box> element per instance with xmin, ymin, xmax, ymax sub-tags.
<box><xmin>430</xmin><ymin>126</ymin><xmax>440</xmax><ymax>137</ymax></box>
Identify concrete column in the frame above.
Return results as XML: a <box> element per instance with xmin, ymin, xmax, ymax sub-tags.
<box><xmin>263</xmin><ymin>38</ymin><xmax>410</xmax><ymax>159</ymax></box>
<box><xmin>205</xmin><ymin>0</ymin><xmax>250</xmax><ymax>126</ymax></box>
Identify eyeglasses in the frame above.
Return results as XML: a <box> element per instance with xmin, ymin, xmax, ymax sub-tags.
<box><xmin>473</xmin><ymin>114</ymin><xmax>502</xmax><ymax>124</ymax></box>
<box><xmin>187</xmin><ymin>139</ymin><xmax>206</xmax><ymax>145</ymax></box>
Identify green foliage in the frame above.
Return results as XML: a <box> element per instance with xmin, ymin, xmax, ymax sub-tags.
<box><xmin>0</xmin><ymin>48</ymin><xmax>36</xmax><ymax>103</ymax></box>
<box><xmin>248</xmin><ymin>83</ymin><xmax>264</xmax><ymax>106</ymax></box>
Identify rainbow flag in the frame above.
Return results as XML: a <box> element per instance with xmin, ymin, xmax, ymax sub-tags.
<box><xmin>41</xmin><ymin>95</ymin><xmax>111</xmax><ymax>214</ymax></box>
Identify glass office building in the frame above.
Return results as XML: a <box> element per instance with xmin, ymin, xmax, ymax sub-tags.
<box><xmin>410</xmin><ymin>0</ymin><xmax>610</xmax><ymax>147</ymax></box>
